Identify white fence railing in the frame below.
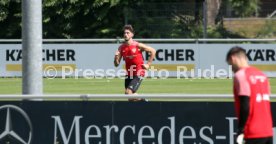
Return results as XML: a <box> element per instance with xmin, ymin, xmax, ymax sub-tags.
<box><xmin>0</xmin><ymin>94</ymin><xmax>276</xmax><ymax>100</ymax></box>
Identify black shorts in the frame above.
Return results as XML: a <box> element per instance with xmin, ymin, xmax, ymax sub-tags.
<box><xmin>125</xmin><ymin>76</ymin><xmax>143</xmax><ymax>93</ymax></box>
<box><xmin>244</xmin><ymin>137</ymin><xmax>273</xmax><ymax>144</ymax></box>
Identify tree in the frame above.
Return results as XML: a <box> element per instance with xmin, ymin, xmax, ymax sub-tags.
<box><xmin>229</xmin><ymin>0</ymin><xmax>260</xmax><ymax>17</ymax></box>
<box><xmin>0</xmin><ymin>0</ymin><xmax>21</xmax><ymax>38</ymax></box>
<box><xmin>194</xmin><ymin>0</ymin><xmax>203</xmax><ymax>24</ymax></box>
<box><xmin>43</xmin><ymin>0</ymin><xmax>126</xmax><ymax>38</ymax></box>
<box><xmin>0</xmin><ymin>0</ymin><xmax>127</xmax><ymax>38</ymax></box>
<box><xmin>0</xmin><ymin>0</ymin><xmax>264</xmax><ymax>38</ymax></box>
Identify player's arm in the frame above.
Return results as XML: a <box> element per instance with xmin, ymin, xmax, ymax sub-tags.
<box><xmin>236</xmin><ymin>95</ymin><xmax>249</xmax><ymax>144</ymax></box>
<box><xmin>238</xmin><ymin>95</ymin><xmax>250</xmax><ymax>134</ymax></box>
<box><xmin>138</xmin><ymin>43</ymin><xmax>156</xmax><ymax>69</ymax></box>
<box><xmin>114</xmin><ymin>49</ymin><xmax>122</xmax><ymax>67</ymax></box>
<box><xmin>234</xmin><ymin>71</ymin><xmax>250</xmax><ymax>143</ymax></box>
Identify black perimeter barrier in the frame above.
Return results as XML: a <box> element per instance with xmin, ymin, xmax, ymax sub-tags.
<box><xmin>0</xmin><ymin>100</ymin><xmax>275</xmax><ymax>144</ymax></box>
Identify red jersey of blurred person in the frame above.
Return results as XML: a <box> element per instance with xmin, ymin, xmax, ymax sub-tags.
<box><xmin>119</xmin><ymin>40</ymin><xmax>145</xmax><ymax>76</ymax></box>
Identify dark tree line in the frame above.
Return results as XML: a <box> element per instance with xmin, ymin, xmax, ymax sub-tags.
<box><xmin>0</xmin><ymin>0</ymin><xmax>261</xmax><ymax>39</ymax></box>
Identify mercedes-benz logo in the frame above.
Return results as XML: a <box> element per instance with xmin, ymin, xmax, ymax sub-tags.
<box><xmin>0</xmin><ymin>105</ymin><xmax>32</xmax><ymax>144</ymax></box>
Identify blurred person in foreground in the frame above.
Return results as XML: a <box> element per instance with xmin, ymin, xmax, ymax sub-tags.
<box><xmin>226</xmin><ymin>46</ymin><xmax>273</xmax><ymax>144</ymax></box>
<box><xmin>114</xmin><ymin>24</ymin><xmax>156</xmax><ymax>101</ymax></box>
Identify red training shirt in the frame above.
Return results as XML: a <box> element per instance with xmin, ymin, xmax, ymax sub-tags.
<box><xmin>119</xmin><ymin>40</ymin><xmax>145</xmax><ymax>76</ymax></box>
<box><xmin>234</xmin><ymin>66</ymin><xmax>273</xmax><ymax>138</ymax></box>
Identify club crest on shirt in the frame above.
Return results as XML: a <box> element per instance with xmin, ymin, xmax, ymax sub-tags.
<box><xmin>131</xmin><ymin>48</ymin><xmax>136</xmax><ymax>53</ymax></box>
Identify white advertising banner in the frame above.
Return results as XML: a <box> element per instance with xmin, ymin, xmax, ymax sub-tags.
<box><xmin>198</xmin><ymin>44</ymin><xmax>276</xmax><ymax>77</ymax></box>
<box><xmin>0</xmin><ymin>43</ymin><xmax>275</xmax><ymax>77</ymax></box>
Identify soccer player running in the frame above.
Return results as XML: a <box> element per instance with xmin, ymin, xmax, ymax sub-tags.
<box><xmin>226</xmin><ymin>46</ymin><xmax>273</xmax><ymax>144</ymax></box>
<box><xmin>114</xmin><ymin>25</ymin><xmax>156</xmax><ymax>101</ymax></box>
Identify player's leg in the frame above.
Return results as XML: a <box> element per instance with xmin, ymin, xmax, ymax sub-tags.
<box><xmin>127</xmin><ymin>76</ymin><xmax>142</xmax><ymax>92</ymax></box>
<box><xmin>125</xmin><ymin>76</ymin><xmax>136</xmax><ymax>101</ymax></box>
<box><xmin>125</xmin><ymin>76</ymin><xmax>131</xmax><ymax>93</ymax></box>
<box><xmin>125</xmin><ymin>76</ymin><xmax>134</xmax><ymax>95</ymax></box>
<box><xmin>125</xmin><ymin>76</ymin><xmax>144</xmax><ymax>101</ymax></box>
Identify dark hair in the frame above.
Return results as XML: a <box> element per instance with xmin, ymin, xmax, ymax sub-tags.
<box><xmin>226</xmin><ymin>46</ymin><xmax>247</xmax><ymax>61</ymax></box>
<box><xmin>123</xmin><ymin>24</ymin><xmax>134</xmax><ymax>34</ymax></box>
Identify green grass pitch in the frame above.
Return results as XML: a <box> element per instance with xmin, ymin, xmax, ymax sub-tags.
<box><xmin>0</xmin><ymin>77</ymin><xmax>275</xmax><ymax>95</ymax></box>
